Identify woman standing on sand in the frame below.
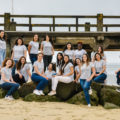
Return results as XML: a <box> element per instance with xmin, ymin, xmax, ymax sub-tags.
<box><xmin>80</xmin><ymin>54</ymin><xmax>95</xmax><ymax>107</ymax></box>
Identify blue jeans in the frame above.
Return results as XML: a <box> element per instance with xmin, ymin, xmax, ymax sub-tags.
<box><xmin>116</xmin><ymin>71</ymin><xmax>120</xmax><ymax>85</ymax></box>
<box><xmin>80</xmin><ymin>79</ymin><xmax>91</xmax><ymax>104</ymax></box>
<box><xmin>93</xmin><ymin>72</ymin><xmax>107</xmax><ymax>83</ymax></box>
<box><xmin>0</xmin><ymin>82</ymin><xmax>20</xmax><ymax>96</ymax></box>
<box><xmin>30</xmin><ymin>54</ymin><xmax>37</xmax><ymax>65</ymax></box>
<box><xmin>31</xmin><ymin>73</ymin><xmax>48</xmax><ymax>90</ymax></box>
<box><xmin>0</xmin><ymin>49</ymin><xmax>6</xmax><ymax>66</ymax></box>
<box><xmin>12</xmin><ymin>60</ymin><xmax>18</xmax><ymax>76</ymax></box>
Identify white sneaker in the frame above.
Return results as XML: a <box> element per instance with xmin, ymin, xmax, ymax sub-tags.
<box><xmin>88</xmin><ymin>104</ymin><xmax>91</xmax><ymax>107</ymax></box>
<box><xmin>39</xmin><ymin>90</ymin><xmax>45</xmax><ymax>96</ymax></box>
<box><xmin>116</xmin><ymin>88</ymin><xmax>120</xmax><ymax>93</ymax></box>
<box><xmin>48</xmin><ymin>91</ymin><xmax>56</xmax><ymax>96</ymax></box>
<box><xmin>89</xmin><ymin>87</ymin><xmax>92</xmax><ymax>95</ymax></box>
<box><xmin>33</xmin><ymin>89</ymin><xmax>41</xmax><ymax>95</ymax></box>
<box><xmin>5</xmin><ymin>96</ymin><xmax>14</xmax><ymax>100</ymax></box>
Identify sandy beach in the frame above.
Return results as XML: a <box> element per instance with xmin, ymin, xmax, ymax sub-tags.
<box><xmin>0</xmin><ymin>99</ymin><xmax>119</xmax><ymax>120</ymax></box>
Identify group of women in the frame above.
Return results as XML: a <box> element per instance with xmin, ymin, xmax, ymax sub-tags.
<box><xmin>0</xmin><ymin>30</ymin><xmax>119</xmax><ymax>107</ymax></box>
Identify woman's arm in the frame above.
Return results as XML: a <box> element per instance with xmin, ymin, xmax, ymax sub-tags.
<box><xmin>11</xmin><ymin>50</ymin><xmax>14</xmax><ymax>59</ymax></box>
<box><xmin>40</xmin><ymin>44</ymin><xmax>43</xmax><ymax>53</ymax></box>
<box><xmin>98</xmin><ymin>65</ymin><xmax>106</xmax><ymax>75</ymax></box>
<box><xmin>52</xmin><ymin>46</ymin><xmax>54</xmax><ymax>55</ymax></box>
<box><xmin>28</xmin><ymin>45</ymin><xmax>32</xmax><ymax>54</ymax></box>
<box><xmin>27</xmin><ymin>69</ymin><xmax>31</xmax><ymax>78</ymax></box>
<box><xmin>87</xmin><ymin>67</ymin><xmax>95</xmax><ymax>81</ymax></box>
<box><xmin>74</xmin><ymin>70</ymin><xmax>81</xmax><ymax>82</ymax></box>
<box><xmin>24</xmin><ymin>50</ymin><xmax>27</xmax><ymax>58</ymax></box>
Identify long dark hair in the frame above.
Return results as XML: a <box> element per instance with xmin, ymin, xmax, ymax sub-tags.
<box><xmin>33</xmin><ymin>34</ymin><xmax>39</xmax><ymax>41</ymax></box>
<box><xmin>61</xmin><ymin>55</ymin><xmax>71</xmax><ymax>74</ymax></box>
<box><xmin>57</xmin><ymin>52</ymin><xmax>64</xmax><ymax>67</ymax></box>
<box><xmin>44</xmin><ymin>34</ymin><xmax>54</xmax><ymax>45</ymax></box>
<box><xmin>16</xmin><ymin>56</ymin><xmax>26</xmax><ymax>70</ymax></box>
<box><xmin>98</xmin><ymin>46</ymin><xmax>104</xmax><ymax>54</ymax></box>
<box><xmin>63</xmin><ymin>42</ymin><xmax>73</xmax><ymax>52</ymax></box>
<box><xmin>74</xmin><ymin>58</ymin><xmax>81</xmax><ymax>67</ymax></box>
<box><xmin>48</xmin><ymin>63</ymin><xmax>56</xmax><ymax>72</ymax></box>
<box><xmin>15</xmin><ymin>37</ymin><xmax>24</xmax><ymax>46</ymax></box>
<box><xmin>94</xmin><ymin>53</ymin><xmax>102</xmax><ymax>61</ymax></box>
<box><xmin>0</xmin><ymin>30</ymin><xmax>6</xmax><ymax>41</ymax></box>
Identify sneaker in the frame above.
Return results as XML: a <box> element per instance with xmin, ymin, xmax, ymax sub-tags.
<box><xmin>5</xmin><ymin>96</ymin><xmax>14</xmax><ymax>100</ymax></box>
<box><xmin>48</xmin><ymin>91</ymin><xmax>56</xmax><ymax>96</ymax></box>
<box><xmin>88</xmin><ymin>104</ymin><xmax>91</xmax><ymax>107</ymax></box>
<box><xmin>89</xmin><ymin>87</ymin><xmax>92</xmax><ymax>95</ymax></box>
<box><xmin>33</xmin><ymin>89</ymin><xmax>41</xmax><ymax>95</ymax></box>
<box><xmin>39</xmin><ymin>90</ymin><xmax>45</xmax><ymax>96</ymax></box>
<box><xmin>116</xmin><ymin>88</ymin><xmax>120</xmax><ymax>92</ymax></box>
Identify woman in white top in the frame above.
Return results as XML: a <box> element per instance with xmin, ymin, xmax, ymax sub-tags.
<box><xmin>63</xmin><ymin>42</ymin><xmax>74</xmax><ymax>62</ymax></box>
<box><xmin>0</xmin><ymin>30</ymin><xmax>6</xmax><ymax>71</ymax></box>
<box><xmin>48</xmin><ymin>55</ymin><xmax>74</xmax><ymax>96</ymax></box>
<box><xmin>80</xmin><ymin>54</ymin><xmax>95</xmax><ymax>107</ymax></box>
<box><xmin>11</xmin><ymin>38</ymin><xmax>27</xmax><ymax>76</ymax></box>
<box><xmin>0</xmin><ymin>58</ymin><xmax>20</xmax><ymax>100</ymax></box>
<box><xmin>31</xmin><ymin>53</ymin><xmax>48</xmax><ymax>96</ymax></box>
<box><xmin>28</xmin><ymin>34</ymin><xmax>39</xmax><ymax>65</ymax></box>
<box><xmin>74</xmin><ymin>42</ymin><xmax>87</xmax><ymax>61</ymax></box>
<box><xmin>74</xmin><ymin>58</ymin><xmax>81</xmax><ymax>83</ymax></box>
<box><xmin>93</xmin><ymin>53</ymin><xmax>107</xmax><ymax>83</ymax></box>
<box><xmin>13</xmin><ymin>56</ymin><xmax>31</xmax><ymax>85</ymax></box>
<box><xmin>40</xmin><ymin>35</ymin><xmax>54</xmax><ymax>71</ymax></box>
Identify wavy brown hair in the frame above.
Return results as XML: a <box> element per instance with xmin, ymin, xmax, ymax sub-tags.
<box><xmin>16</xmin><ymin>56</ymin><xmax>26</xmax><ymax>70</ymax></box>
<box><xmin>81</xmin><ymin>54</ymin><xmax>90</xmax><ymax>66</ymax></box>
<box><xmin>2</xmin><ymin>58</ymin><xmax>14</xmax><ymax>68</ymax></box>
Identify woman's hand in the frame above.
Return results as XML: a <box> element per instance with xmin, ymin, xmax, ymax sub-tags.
<box><xmin>86</xmin><ymin>78</ymin><xmax>91</xmax><ymax>82</ymax></box>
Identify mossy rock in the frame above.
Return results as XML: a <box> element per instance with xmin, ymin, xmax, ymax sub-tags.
<box><xmin>100</xmin><ymin>88</ymin><xmax>120</xmax><ymax>106</ymax></box>
<box><xmin>24</xmin><ymin>93</ymin><xmax>61</xmax><ymax>102</ymax></box>
<box><xmin>67</xmin><ymin>90</ymin><xmax>99</xmax><ymax>106</ymax></box>
<box><xmin>0</xmin><ymin>89</ymin><xmax>19</xmax><ymax>99</ymax></box>
<box><xmin>104</xmin><ymin>102</ymin><xmax>120</xmax><ymax>109</ymax></box>
<box><xmin>56</xmin><ymin>82</ymin><xmax>82</xmax><ymax>100</ymax></box>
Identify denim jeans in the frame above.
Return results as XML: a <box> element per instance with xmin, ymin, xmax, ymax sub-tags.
<box><xmin>43</xmin><ymin>55</ymin><xmax>52</xmax><ymax>71</ymax></box>
<box><xmin>0</xmin><ymin>49</ymin><xmax>6</xmax><ymax>66</ymax></box>
<box><xmin>12</xmin><ymin>60</ymin><xmax>18</xmax><ymax>76</ymax></box>
<box><xmin>116</xmin><ymin>71</ymin><xmax>120</xmax><ymax>85</ymax></box>
<box><xmin>93</xmin><ymin>72</ymin><xmax>107</xmax><ymax>83</ymax></box>
<box><xmin>31</xmin><ymin>73</ymin><xmax>48</xmax><ymax>90</ymax></box>
<box><xmin>30</xmin><ymin>54</ymin><xmax>37</xmax><ymax>65</ymax></box>
<box><xmin>80</xmin><ymin>79</ymin><xmax>92</xmax><ymax>104</ymax></box>
<box><xmin>0</xmin><ymin>82</ymin><xmax>20</xmax><ymax>96</ymax></box>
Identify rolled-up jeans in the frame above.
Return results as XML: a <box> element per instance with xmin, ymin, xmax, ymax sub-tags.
<box><xmin>0</xmin><ymin>49</ymin><xmax>6</xmax><ymax>66</ymax></box>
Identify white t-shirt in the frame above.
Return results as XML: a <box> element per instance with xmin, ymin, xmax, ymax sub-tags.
<box><xmin>0</xmin><ymin>67</ymin><xmax>12</xmax><ymax>84</ymax></box>
<box><xmin>13</xmin><ymin>45</ymin><xmax>27</xmax><ymax>60</ymax></box>
<box><xmin>64</xmin><ymin>50</ymin><xmax>74</xmax><ymax>60</ymax></box>
<box><xmin>33</xmin><ymin>61</ymin><xmax>44</xmax><ymax>74</ymax></box>
<box><xmin>80</xmin><ymin>62</ymin><xmax>94</xmax><ymax>80</ymax></box>
<box><xmin>63</xmin><ymin>62</ymin><xmax>74</xmax><ymax>80</ymax></box>
<box><xmin>41</xmin><ymin>41</ymin><xmax>53</xmax><ymax>55</ymax></box>
<box><xmin>0</xmin><ymin>39</ymin><xmax>6</xmax><ymax>49</ymax></box>
<box><xmin>20</xmin><ymin>64</ymin><xmax>30</xmax><ymax>82</ymax></box>
<box><xmin>29</xmin><ymin>41</ymin><xmax>39</xmax><ymax>54</ymax></box>
<box><xmin>94</xmin><ymin>60</ymin><xmax>106</xmax><ymax>74</ymax></box>
<box><xmin>45</xmin><ymin>70</ymin><xmax>55</xmax><ymax>79</ymax></box>
<box><xmin>74</xmin><ymin>49</ymin><xmax>87</xmax><ymax>60</ymax></box>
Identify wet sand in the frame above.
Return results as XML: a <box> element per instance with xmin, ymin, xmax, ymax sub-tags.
<box><xmin>0</xmin><ymin>99</ymin><xmax>120</xmax><ymax>120</ymax></box>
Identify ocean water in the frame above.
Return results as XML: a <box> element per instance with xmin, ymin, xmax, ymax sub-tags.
<box><xmin>27</xmin><ymin>51</ymin><xmax>120</xmax><ymax>86</ymax></box>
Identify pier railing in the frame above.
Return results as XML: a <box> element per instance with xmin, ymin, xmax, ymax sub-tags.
<box><xmin>0</xmin><ymin>13</ymin><xmax>120</xmax><ymax>32</ymax></box>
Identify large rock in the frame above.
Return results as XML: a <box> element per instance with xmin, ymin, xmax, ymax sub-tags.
<box><xmin>100</xmin><ymin>88</ymin><xmax>120</xmax><ymax>106</ymax></box>
<box><xmin>104</xmin><ymin>102</ymin><xmax>120</xmax><ymax>109</ymax></box>
<box><xmin>56</xmin><ymin>82</ymin><xmax>82</xmax><ymax>100</ymax></box>
<box><xmin>67</xmin><ymin>90</ymin><xmax>99</xmax><ymax>106</ymax></box>
<box><xmin>24</xmin><ymin>93</ymin><xmax>61</xmax><ymax>102</ymax></box>
<box><xmin>0</xmin><ymin>88</ymin><xmax>19</xmax><ymax>99</ymax></box>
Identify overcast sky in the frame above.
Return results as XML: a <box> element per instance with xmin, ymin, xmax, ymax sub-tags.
<box><xmin>0</xmin><ymin>0</ymin><xmax>120</xmax><ymax>15</ymax></box>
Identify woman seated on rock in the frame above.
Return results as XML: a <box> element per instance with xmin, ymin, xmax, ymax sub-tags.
<box><xmin>0</xmin><ymin>58</ymin><xmax>20</xmax><ymax>100</ymax></box>
<box><xmin>80</xmin><ymin>54</ymin><xmax>95</xmax><ymax>107</ymax></box>
<box><xmin>74</xmin><ymin>58</ymin><xmax>81</xmax><ymax>83</ymax></box>
<box><xmin>48</xmin><ymin>55</ymin><xmax>74</xmax><ymax>96</ymax></box>
<box><xmin>93</xmin><ymin>53</ymin><xmax>107</xmax><ymax>83</ymax></box>
<box><xmin>45</xmin><ymin>63</ymin><xmax>56</xmax><ymax>80</ymax></box>
<box><xmin>31</xmin><ymin>53</ymin><xmax>48</xmax><ymax>95</ymax></box>
<box><xmin>13</xmin><ymin>56</ymin><xmax>31</xmax><ymax>86</ymax></box>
